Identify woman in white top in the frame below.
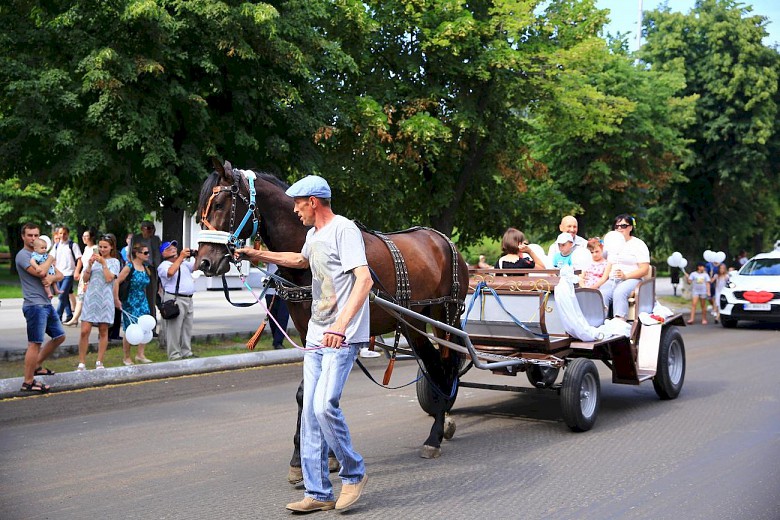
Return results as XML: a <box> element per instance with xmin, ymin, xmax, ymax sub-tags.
<box><xmin>65</xmin><ymin>227</ymin><xmax>97</xmax><ymax>326</ymax></box>
<box><xmin>593</xmin><ymin>215</ymin><xmax>650</xmax><ymax>319</ymax></box>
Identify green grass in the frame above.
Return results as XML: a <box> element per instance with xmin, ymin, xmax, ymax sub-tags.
<box><xmin>0</xmin><ymin>333</ymin><xmax>292</xmax><ymax>380</ymax></box>
<box><xmin>0</xmin><ymin>266</ymin><xmax>22</xmax><ymax>299</ymax></box>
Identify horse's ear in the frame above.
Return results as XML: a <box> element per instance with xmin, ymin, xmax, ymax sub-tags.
<box><xmin>223</xmin><ymin>160</ymin><xmax>234</xmax><ymax>180</ymax></box>
<box><xmin>211</xmin><ymin>157</ymin><xmax>224</xmax><ymax>175</ymax></box>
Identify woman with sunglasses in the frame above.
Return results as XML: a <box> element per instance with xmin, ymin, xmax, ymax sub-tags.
<box><xmin>76</xmin><ymin>235</ymin><xmax>121</xmax><ymax>370</ymax></box>
<box><xmin>115</xmin><ymin>243</ymin><xmax>154</xmax><ymax>365</ymax></box>
<box><xmin>593</xmin><ymin>214</ymin><xmax>650</xmax><ymax>320</ymax></box>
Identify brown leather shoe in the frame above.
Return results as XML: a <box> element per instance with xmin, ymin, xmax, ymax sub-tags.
<box><xmin>335</xmin><ymin>474</ymin><xmax>368</xmax><ymax>511</ymax></box>
<box><xmin>287</xmin><ymin>466</ymin><xmax>303</xmax><ymax>485</ymax></box>
<box><xmin>286</xmin><ymin>496</ymin><xmax>336</xmax><ymax>513</ymax></box>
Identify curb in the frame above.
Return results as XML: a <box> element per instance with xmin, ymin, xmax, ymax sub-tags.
<box><xmin>1</xmin><ymin>348</ymin><xmax>303</xmax><ymax>400</ymax></box>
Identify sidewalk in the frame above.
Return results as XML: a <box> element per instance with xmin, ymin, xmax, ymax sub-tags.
<box><xmin>0</xmin><ymin>278</ymin><xmax>685</xmax><ymax>399</ymax></box>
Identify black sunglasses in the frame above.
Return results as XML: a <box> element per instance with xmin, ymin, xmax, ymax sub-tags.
<box><xmin>101</xmin><ymin>235</ymin><xmax>114</xmax><ymax>241</ymax></box>
<box><xmin>139</xmin><ymin>250</ymin><xmax>150</xmax><ymax>255</ymax></box>
<box><xmin>614</xmin><ymin>223</ymin><xmax>631</xmax><ymax>229</ymax></box>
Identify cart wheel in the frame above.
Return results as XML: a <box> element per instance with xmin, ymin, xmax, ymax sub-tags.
<box><xmin>526</xmin><ymin>365</ymin><xmax>560</xmax><ymax>389</ymax></box>
<box><xmin>416</xmin><ymin>367</ymin><xmax>457</xmax><ymax>416</ymax></box>
<box><xmin>720</xmin><ymin>316</ymin><xmax>737</xmax><ymax>328</ymax></box>
<box><xmin>560</xmin><ymin>358</ymin><xmax>600</xmax><ymax>432</ymax></box>
<box><xmin>652</xmin><ymin>326</ymin><xmax>686</xmax><ymax>400</ymax></box>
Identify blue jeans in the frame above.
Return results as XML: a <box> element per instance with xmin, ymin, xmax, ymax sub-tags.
<box><xmin>301</xmin><ymin>342</ymin><xmax>366</xmax><ymax>502</ymax></box>
<box><xmin>265</xmin><ymin>295</ymin><xmax>289</xmax><ymax>348</ymax></box>
<box><xmin>56</xmin><ymin>275</ymin><xmax>74</xmax><ymax>321</ymax></box>
<box><xmin>23</xmin><ymin>304</ymin><xmax>65</xmax><ymax>344</ymax></box>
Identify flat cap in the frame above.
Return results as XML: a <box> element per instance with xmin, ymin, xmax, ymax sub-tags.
<box><xmin>285</xmin><ymin>175</ymin><xmax>331</xmax><ymax>199</ymax></box>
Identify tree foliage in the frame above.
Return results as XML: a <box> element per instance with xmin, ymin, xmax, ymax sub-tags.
<box><xmin>0</xmin><ymin>0</ymin><xmax>357</xmax><ymax>230</ymax></box>
<box><xmin>640</xmin><ymin>0</ymin><xmax>780</xmax><ymax>258</ymax></box>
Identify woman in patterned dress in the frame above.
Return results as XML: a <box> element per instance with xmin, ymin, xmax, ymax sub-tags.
<box><xmin>76</xmin><ymin>235</ymin><xmax>121</xmax><ymax>371</ymax></box>
<box><xmin>116</xmin><ymin>242</ymin><xmax>153</xmax><ymax>365</ymax></box>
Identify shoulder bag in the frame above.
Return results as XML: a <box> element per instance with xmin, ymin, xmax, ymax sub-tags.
<box><xmin>157</xmin><ymin>270</ymin><xmax>181</xmax><ymax>320</ymax></box>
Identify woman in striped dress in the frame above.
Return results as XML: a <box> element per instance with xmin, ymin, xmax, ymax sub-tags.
<box><xmin>76</xmin><ymin>235</ymin><xmax>121</xmax><ymax>371</ymax></box>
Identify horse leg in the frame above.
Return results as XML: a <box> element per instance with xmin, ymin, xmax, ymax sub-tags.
<box><xmin>414</xmin><ymin>336</ymin><xmax>460</xmax><ymax>459</ymax></box>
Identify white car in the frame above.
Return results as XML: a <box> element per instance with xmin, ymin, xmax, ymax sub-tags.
<box><xmin>719</xmin><ymin>248</ymin><xmax>780</xmax><ymax>328</ymax></box>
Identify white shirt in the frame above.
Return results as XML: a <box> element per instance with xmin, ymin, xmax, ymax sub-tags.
<box><xmin>54</xmin><ymin>240</ymin><xmax>82</xmax><ymax>276</ymax></box>
<box><xmin>608</xmin><ymin>236</ymin><xmax>650</xmax><ymax>277</ymax></box>
<box><xmin>157</xmin><ymin>258</ymin><xmax>196</xmax><ymax>296</ymax></box>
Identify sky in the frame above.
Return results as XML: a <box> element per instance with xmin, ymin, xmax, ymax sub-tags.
<box><xmin>597</xmin><ymin>0</ymin><xmax>780</xmax><ymax>50</ymax></box>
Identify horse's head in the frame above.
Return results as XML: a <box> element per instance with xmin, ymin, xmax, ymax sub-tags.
<box><xmin>196</xmin><ymin>159</ymin><xmax>259</xmax><ymax>276</ymax></box>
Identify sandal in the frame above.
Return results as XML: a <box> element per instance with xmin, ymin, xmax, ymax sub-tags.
<box><xmin>20</xmin><ymin>379</ymin><xmax>51</xmax><ymax>393</ymax></box>
<box><xmin>34</xmin><ymin>366</ymin><xmax>55</xmax><ymax>376</ymax></box>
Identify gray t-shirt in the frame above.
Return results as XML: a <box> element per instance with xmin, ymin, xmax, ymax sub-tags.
<box><xmin>301</xmin><ymin>215</ymin><xmax>370</xmax><ymax>345</ymax></box>
<box><xmin>16</xmin><ymin>249</ymin><xmax>52</xmax><ymax>306</ymax></box>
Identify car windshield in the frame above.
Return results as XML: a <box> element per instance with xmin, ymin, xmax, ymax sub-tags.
<box><xmin>740</xmin><ymin>258</ymin><xmax>780</xmax><ymax>276</ymax></box>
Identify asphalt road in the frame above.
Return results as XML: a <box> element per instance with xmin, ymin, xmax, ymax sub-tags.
<box><xmin>1</xmin><ymin>323</ymin><xmax>779</xmax><ymax>519</ymax></box>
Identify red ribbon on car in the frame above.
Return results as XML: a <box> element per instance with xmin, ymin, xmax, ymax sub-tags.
<box><xmin>743</xmin><ymin>290</ymin><xmax>774</xmax><ymax>304</ymax></box>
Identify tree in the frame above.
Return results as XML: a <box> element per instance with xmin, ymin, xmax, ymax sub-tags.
<box><xmin>313</xmin><ymin>0</ymin><xmax>615</xmax><ymax>243</ymax></box>
<box><xmin>0</xmin><ymin>177</ymin><xmax>55</xmax><ymax>274</ymax></box>
<box><xmin>0</xmin><ymin>0</ymin><xmax>358</xmax><ymax>230</ymax></box>
<box><xmin>529</xmin><ymin>36</ymin><xmax>696</xmax><ymax>240</ymax></box>
<box><xmin>640</xmin><ymin>0</ymin><xmax>780</xmax><ymax>258</ymax></box>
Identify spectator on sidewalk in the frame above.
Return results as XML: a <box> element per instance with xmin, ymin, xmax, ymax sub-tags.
<box><xmin>16</xmin><ymin>223</ymin><xmax>65</xmax><ymax>393</ymax></box>
<box><xmin>158</xmin><ymin>241</ymin><xmax>196</xmax><ymax>360</ymax></box>
<box><xmin>131</xmin><ymin>221</ymin><xmax>162</xmax><ymax>322</ymax></box>
<box><xmin>54</xmin><ymin>225</ymin><xmax>82</xmax><ymax>323</ymax></box>
<box><xmin>76</xmin><ymin>235</ymin><xmax>121</xmax><ymax>371</ymax></box>
<box><xmin>264</xmin><ymin>262</ymin><xmax>290</xmax><ymax>349</ymax></box>
<box><xmin>116</xmin><ymin>242</ymin><xmax>154</xmax><ymax>365</ymax></box>
<box><xmin>66</xmin><ymin>227</ymin><xmax>98</xmax><ymax>327</ymax></box>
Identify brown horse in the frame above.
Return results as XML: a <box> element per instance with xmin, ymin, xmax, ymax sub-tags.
<box><xmin>196</xmin><ymin>160</ymin><xmax>468</xmax><ymax>461</ymax></box>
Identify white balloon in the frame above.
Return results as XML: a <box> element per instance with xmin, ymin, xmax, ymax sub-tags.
<box><xmin>527</xmin><ymin>244</ymin><xmax>547</xmax><ymax>268</ymax></box>
<box><xmin>679</xmin><ymin>258</ymin><xmax>688</xmax><ymax>269</ymax></box>
<box><xmin>715</xmin><ymin>251</ymin><xmax>726</xmax><ymax>263</ymax></box>
<box><xmin>125</xmin><ymin>324</ymin><xmax>144</xmax><ymax>346</ymax></box>
<box><xmin>137</xmin><ymin>314</ymin><xmax>157</xmax><ymax>332</ymax></box>
<box><xmin>667</xmin><ymin>255</ymin><xmax>678</xmax><ymax>268</ymax></box>
<box><xmin>141</xmin><ymin>329</ymin><xmax>153</xmax><ymax>344</ymax></box>
<box><xmin>603</xmin><ymin>231</ymin><xmax>625</xmax><ymax>259</ymax></box>
<box><xmin>703</xmin><ymin>250</ymin><xmax>715</xmax><ymax>263</ymax></box>
<box><xmin>571</xmin><ymin>247</ymin><xmax>591</xmax><ymax>271</ymax></box>
<box><xmin>671</xmin><ymin>251</ymin><xmax>683</xmax><ymax>262</ymax></box>
<box><xmin>39</xmin><ymin>235</ymin><xmax>52</xmax><ymax>251</ymax></box>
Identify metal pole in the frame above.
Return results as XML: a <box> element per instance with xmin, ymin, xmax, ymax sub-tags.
<box><xmin>637</xmin><ymin>0</ymin><xmax>644</xmax><ymax>51</ymax></box>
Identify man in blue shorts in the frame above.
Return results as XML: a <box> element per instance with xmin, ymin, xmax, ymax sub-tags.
<box><xmin>16</xmin><ymin>223</ymin><xmax>66</xmax><ymax>393</ymax></box>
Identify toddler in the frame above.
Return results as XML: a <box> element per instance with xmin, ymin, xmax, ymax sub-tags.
<box><xmin>30</xmin><ymin>238</ymin><xmax>60</xmax><ymax>299</ymax></box>
<box><xmin>581</xmin><ymin>238</ymin><xmax>608</xmax><ymax>288</ymax></box>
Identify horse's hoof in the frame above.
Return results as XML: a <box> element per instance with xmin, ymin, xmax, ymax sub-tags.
<box><xmin>287</xmin><ymin>466</ymin><xmax>303</xmax><ymax>485</ymax></box>
<box><xmin>443</xmin><ymin>415</ymin><xmax>456</xmax><ymax>440</ymax></box>
<box><xmin>328</xmin><ymin>456</ymin><xmax>340</xmax><ymax>473</ymax></box>
<box><xmin>420</xmin><ymin>445</ymin><xmax>441</xmax><ymax>459</ymax></box>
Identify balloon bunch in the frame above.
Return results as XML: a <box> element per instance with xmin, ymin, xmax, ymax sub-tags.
<box><xmin>667</xmin><ymin>251</ymin><xmax>688</xmax><ymax>272</ymax></box>
<box><xmin>121</xmin><ymin>310</ymin><xmax>157</xmax><ymax>345</ymax></box>
<box><xmin>703</xmin><ymin>250</ymin><xmax>726</xmax><ymax>264</ymax></box>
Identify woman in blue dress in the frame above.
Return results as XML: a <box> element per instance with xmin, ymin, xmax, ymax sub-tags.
<box><xmin>116</xmin><ymin>242</ymin><xmax>153</xmax><ymax>365</ymax></box>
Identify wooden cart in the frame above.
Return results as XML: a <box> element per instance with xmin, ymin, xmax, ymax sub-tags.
<box><xmin>370</xmin><ymin>269</ymin><xmax>686</xmax><ymax>432</ymax></box>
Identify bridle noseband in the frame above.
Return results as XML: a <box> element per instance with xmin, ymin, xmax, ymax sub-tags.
<box><xmin>199</xmin><ymin>168</ymin><xmax>259</xmax><ymax>257</ymax></box>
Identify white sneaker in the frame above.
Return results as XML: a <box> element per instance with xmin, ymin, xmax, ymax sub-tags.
<box><xmin>76</xmin><ymin>363</ymin><xmax>86</xmax><ymax>372</ymax></box>
<box><xmin>95</xmin><ymin>361</ymin><xmax>105</xmax><ymax>370</ymax></box>
<box><xmin>359</xmin><ymin>347</ymin><xmax>381</xmax><ymax>358</ymax></box>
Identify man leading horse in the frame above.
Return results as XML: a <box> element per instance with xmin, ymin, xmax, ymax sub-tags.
<box><xmin>235</xmin><ymin>175</ymin><xmax>371</xmax><ymax>513</ymax></box>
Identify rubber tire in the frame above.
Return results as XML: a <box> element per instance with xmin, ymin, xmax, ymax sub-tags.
<box><xmin>416</xmin><ymin>367</ymin><xmax>457</xmax><ymax>416</ymax></box>
<box><xmin>560</xmin><ymin>358</ymin><xmax>600</xmax><ymax>432</ymax></box>
<box><xmin>652</xmin><ymin>326</ymin><xmax>686</xmax><ymax>400</ymax></box>
<box><xmin>526</xmin><ymin>365</ymin><xmax>560</xmax><ymax>389</ymax></box>
<box><xmin>721</xmin><ymin>316</ymin><xmax>738</xmax><ymax>328</ymax></box>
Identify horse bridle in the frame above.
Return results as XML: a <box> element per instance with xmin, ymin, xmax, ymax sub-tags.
<box><xmin>198</xmin><ymin>168</ymin><xmax>259</xmax><ymax>258</ymax></box>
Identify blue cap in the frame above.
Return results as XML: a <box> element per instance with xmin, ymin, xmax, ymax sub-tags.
<box><xmin>160</xmin><ymin>240</ymin><xmax>178</xmax><ymax>255</ymax></box>
<box><xmin>285</xmin><ymin>175</ymin><xmax>331</xmax><ymax>199</ymax></box>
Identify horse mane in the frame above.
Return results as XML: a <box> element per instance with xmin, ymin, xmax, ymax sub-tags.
<box><xmin>197</xmin><ymin>169</ymin><xmax>290</xmax><ymax>219</ymax></box>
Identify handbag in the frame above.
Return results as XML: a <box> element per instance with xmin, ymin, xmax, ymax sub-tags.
<box><xmin>157</xmin><ymin>270</ymin><xmax>181</xmax><ymax>320</ymax></box>
<box><xmin>118</xmin><ymin>263</ymin><xmax>134</xmax><ymax>301</ymax></box>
